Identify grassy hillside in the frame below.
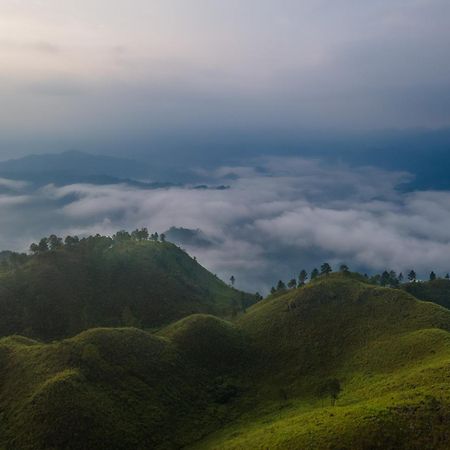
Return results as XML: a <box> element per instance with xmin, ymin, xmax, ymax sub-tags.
<box><xmin>0</xmin><ymin>236</ymin><xmax>253</xmax><ymax>340</ymax></box>
<box><xmin>196</xmin><ymin>275</ymin><xmax>450</xmax><ymax>449</ymax></box>
<box><xmin>403</xmin><ymin>278</ymin><xmax>450</xmax><ymax>309</ymax></box>
<box><xmin>2</xmin><ymin>274</ymin><xmax>450</xmax><ymax>449</ymax></box>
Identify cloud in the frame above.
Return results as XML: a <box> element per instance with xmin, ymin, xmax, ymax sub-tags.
<box><xmin>2</xmin><ymin>157</ymin><xmax>450</xmax><ymax>292</ymax></box>
<box><xmin>1</xmin><ymin>0</ymin><xmax>450</xmax><ymax>146</ymax></box>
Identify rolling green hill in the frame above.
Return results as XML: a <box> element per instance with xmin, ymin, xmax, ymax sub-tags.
<box><xmin>0</xmin><ymin>236</ymin><xmax>253</xmax><ymax>340</ymax></box>
<box><xmin>1</xmin><ymin>273</ymin><xmax>450</xmax><ymax>449</ymax></box>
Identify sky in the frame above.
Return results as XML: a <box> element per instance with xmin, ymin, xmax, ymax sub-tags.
<box><xmin>1</xmin><ymin>1</ymin><xmax>450</xmax><ymax>291</ymax></box>
<box><xmin>1</xmin><ymin>0</ymin><xmax>450</xmax><ymax>159</ymax></box>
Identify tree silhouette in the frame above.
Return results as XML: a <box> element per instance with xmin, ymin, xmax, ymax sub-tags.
<box><xmin>320</xmin><ymin>262</ymin><xmax>332</xmax><ymax>276</ymax></box>
<box><xmin>318</xmin><ymin>378</ymin><xmax>342</xmax><ymax>406</ymax></box>
<box><xmin>48</xmin><ymin>235</ymin><xmax>63</xmax><ymax>250</ymax></box>
<box><xmin>311</xmin><ymin>268</ymin><xmax>319</xmax><ymax>280</ymax></box>
<box><xmin>38</xmin><ymin>238</ymin><xmax>49</xmax><ymax>253</ymax></box>
<box><xmin>298</xmin><ymin>270</ymin><xmax>308</xmax><ymax>286</ymax></box>
<box><xmin>408</xmin><ymin>270</ymin><xmax>417</xmax><ymax>282</ymax></box>
<box><xmin>287</xmin><ymin>278</ymin><xmax>297</xmax><ymax>289</ymax></box>
<box><xmin>430</xmin><ymin>271</ymin><xmax>437</xmax><ymax>281</ymax></box>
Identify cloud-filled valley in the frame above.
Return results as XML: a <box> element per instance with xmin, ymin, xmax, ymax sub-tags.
<box><xmin>2</xmin><ymin>156</ymin><xmax>450</xmax><ymax>292</ymax></box>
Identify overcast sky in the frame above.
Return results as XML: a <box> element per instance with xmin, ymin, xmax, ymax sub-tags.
<box><xmin>1</xmin><ymin>0</ymin><xmax>450</xmax><ymax>158</ymax></box>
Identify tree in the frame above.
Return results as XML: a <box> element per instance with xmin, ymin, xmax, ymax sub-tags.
<box><xmin>113</xmin><ymin>230</ymin><xmax>131</xmax><ymax>242</ymax></box>
<box><xmin>320</xmin><ymin>262</ymin><xmax>332</xmax><ymax>276</ymax></box>
<box><xmin>131</xmin><ymin>228</ymin><xmax>149</xmax><ymax>241</ymax></box>
<box><xmin>276</xmin><ymin>280</ymin><xmax>286</xmax><ymax>290</ymax></box>
<box><xmin>311</xmin><ymin>268</ymin><xmax>319</xmax><ymax>280</ymax></box>
<box><xmin>408</xmin><ymin>270</ymin><xmax>417</xmax><ymax>282</ymax></box>
<box><xmin>389</xmin><ymin>270</ymin><xmax>399</xmax><ymax>287</ymax></box>
<box><xmin>255</xmin><ymin>292</ymin><xmax>263</xmax><ymax>301</ymax></box>
<box><xmin>270</xmin><ymin>286</ymin><xmax>276</xmax><ymax>295</ymax></box>
<box><xmin>64</xmin><ymin>235</ymin><xmax>79</xmax><ymax>246</ymax></box>
<box><xmin>230</xmin><ymin>275</ymin><xmax>235</xmax><ymax>286</ymax></box>
<box><xmin>37</xmin><ymin>237</ymin><xmax>49</xmax><ymax>253</ymax></box>
<box><xmin>318</xmin><ymin>378</ymin><xmax>341</xmax><ymax>406</ymax></box>
<box><xmin>398</xmin><ymin>272</ymin><xmax>404</xmax><ymax>283</ymax></box>
<box><xmin>380</xmin><ymin>270</ymin><xmax>390</xmax><ymax>286</ymax></box>
<box><xmin>446</xmin><ymin>273</ymin><xmax>450</xmax><ymax>280</ymax></box>
<box><xmin>29</xmin><ymin>243</ymin><xmax>39</xmax><ymax>254</ymax></box>
<box><xmin>298</xmin><ymin>270</ymin><xmax>308</xmax><ymax>286</ymax></box>
<box><xmin>48</xmin><ymin>234</ymin><xmax>63</xmax><ymax>250</ymax></box>
<box><xmin>430</xmin><ymin>271</ymin><xmax>437</xmax><ymax>281</ymax></box>
<box><xmin>339</xmin><ymin>264</ymin><xmax>349</xmax><ymax>273</ymax></box>
<box><xmin>160</xmin><ymin>233</ymin><xmax>166</xmax><ymax>242</ymax></box>
<box><xmin>150</xmin><ymin>232</ymin><xmax>159</xmax><ymax>241</ymax></box>
<box><xmin>287</xmin><ymin>278</ymin><xmax>297</xmax><ymax>289</ymax></box>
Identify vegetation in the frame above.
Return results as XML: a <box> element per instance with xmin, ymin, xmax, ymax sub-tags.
<box><xmin>2</xmin><ymin>241</ymin><xmax>450</xmax><ymax>448</ymax></box>
<box><xmin>403</xmin><ymin>278</ymin><xmax>450</xmax><ymax>310</ymax></box>
<box><xmin>0</xmin><ymin>273</ymin><xmax>450</xmax><ymax>448</ymax></box>
<box><xmin>0</xmin><ymin>232</ymin><xmax>255</xmax><ymax>340</ymax></box>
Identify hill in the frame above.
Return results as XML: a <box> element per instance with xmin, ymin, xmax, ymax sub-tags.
<box><xmin>1</xmin><ymin>274</ymin><xmax>450</xmax><ymax>448</ymax></box>
<box><xmin>0</xmin><ymin>234</ymin><xmax>253</xmax><ymax>340</ymax></box>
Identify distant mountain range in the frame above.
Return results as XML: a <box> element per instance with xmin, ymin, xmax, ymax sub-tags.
<box><xmin>0</xmin><ymin>150</ymin><xmax>164</xmax><ymax>187</ymax></box>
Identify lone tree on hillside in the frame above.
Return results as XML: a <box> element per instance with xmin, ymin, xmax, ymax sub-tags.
<box><xmin>287</xmin><ymin>278</ymin><xmax>297</xmax><ymax>289</ymax></box>
<box><xmin>320</xmin><ymin>262</ymin><xmax>332</xmax><ymax>276</ymax></box>
<box><xmin>160</xmin><ymin>233</ymin><xmax>166</xmax><ymax>242</ymax></box>
<box><xmin>408</xmin><ymin>270</ymin><xmax>417</xmax><ymax>282</ymax></box>
<box><xmin>277</xmin><ymin>280</ymin><xmax>286</xmax><ymax>291</ymax></box>
<box><xmin>311</xmin><ymin>268</ymin><xmax>319</xmax><ymax>280</ymax></box>
<box><xmin>230</xmin><ymin>275</ymin><xmax>235</xmax><ymax>286</ymax></box>
<box><xmin>398</xmin><ymin>272</ymin><xmax>404</xmax><ymax>283</ymax></box>
<box><xmin>298</xmin><ymin>270</ymin><xmax>308</xmax><ymax>286</ymax></box>
<box><xmin>339</xmin><ymin>264</ymin><xmax>349</xmax><ymax>273</ymax></box>
<box><xmin>318</xmin><ymin>378</ymin><xmax>342</xmax><ymax>406</ymax></box>
<box><xmin>430</xmin><ymin>271</ymin><xmax>437</xmax><ymax>281</ymax></box>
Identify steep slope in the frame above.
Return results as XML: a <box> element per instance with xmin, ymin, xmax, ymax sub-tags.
<box><xmin>0</xmin><ymin>237</ymin><xmax>253</xmax><ymax>340</ymax></box>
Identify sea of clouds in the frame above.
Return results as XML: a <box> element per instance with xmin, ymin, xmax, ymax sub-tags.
<box><xmin>2</xmin><ymin>157</ymin><xmax>450</xmax><ymax>292</ymax></box>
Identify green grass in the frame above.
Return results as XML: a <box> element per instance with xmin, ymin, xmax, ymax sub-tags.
<box><xmin>2</xmin><ymin>274</ymin><xmax>450</xmax><ymax>448</ymax></box>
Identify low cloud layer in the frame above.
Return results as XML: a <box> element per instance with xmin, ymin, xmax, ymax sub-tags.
<box><xmin>2</xmin><ymin>157</ymin><xmax>450</xmax><ymax>292</ymax></box>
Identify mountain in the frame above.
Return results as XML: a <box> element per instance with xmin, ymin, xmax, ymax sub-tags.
<box><xmin>0</xmin><ymin>235</ymin><xmax>254</xmax><ymax>340</ymax></box>
<box><xmin>0</xmin><ymin>150</ymin><xmax>155</xmax><ymax>186</ymax></box>
<box><xmin>1</xmin><ymin>273</ymin><xmax>450</xmax><ymax>449</ymax></box>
